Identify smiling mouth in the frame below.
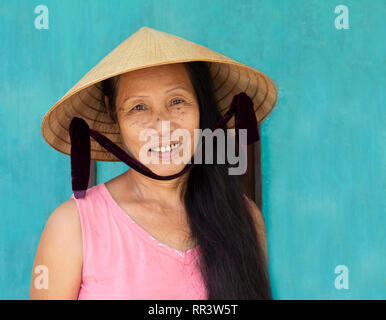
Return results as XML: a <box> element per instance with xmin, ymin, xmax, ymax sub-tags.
<box><xmin>149</xmin><ymin>142</ymin><xmax>183</xmax><ymax>153</ymax></box>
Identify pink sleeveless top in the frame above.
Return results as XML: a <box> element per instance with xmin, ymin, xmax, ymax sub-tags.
<box><xmin>69</xmin><ymin>182</ymin><xmax>208</xmax><ymax>300</ymax></box>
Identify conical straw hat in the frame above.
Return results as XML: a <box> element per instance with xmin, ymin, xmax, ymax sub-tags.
<box><xmin>41</xmin><ymin>26</ymin><xmax>278</xmax><ymax>162</ymax></box>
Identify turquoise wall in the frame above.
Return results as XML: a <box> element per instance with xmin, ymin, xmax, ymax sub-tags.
<box><xmin>0</xmin><ymin>0</ymin><xmax>384</xmax><ymax>299</ymax></box>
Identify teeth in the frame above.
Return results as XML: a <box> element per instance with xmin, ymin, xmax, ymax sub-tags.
<box><xmin>151</xmin><ymin>143</ymin><xmax>180</xmax><ymax>152</ymax></box>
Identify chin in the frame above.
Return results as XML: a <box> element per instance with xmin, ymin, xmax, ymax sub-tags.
<box><xmin>138</xmin><ymin>145</ymin><xmax>193</xmax><ymax>177</ymax></box>
<box><xmin>147</xmin><ymin>164</ymin><xmax>187</xmax><ymax>178</ymax></box>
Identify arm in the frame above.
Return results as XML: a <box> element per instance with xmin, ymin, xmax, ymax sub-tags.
<box><xmin>244</xmin><ymin>196</ymin><xmax>269</xmax><ymax>262</ymax></box>
<box><xmin>30</xmin><ymin>199</ymin><xmax>82</xmax><ymax>299</ymax></box>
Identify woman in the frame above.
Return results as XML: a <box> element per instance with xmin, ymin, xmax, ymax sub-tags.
<box><xmin>31</xmin><ymin>27</ymin><xmax>277</xmax><ymax>300</ymax></box>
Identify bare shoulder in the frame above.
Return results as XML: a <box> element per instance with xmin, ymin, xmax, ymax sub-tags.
<box><xmin>39</xmin><ymin>199</ymin><xmax>82</xmax><ymax>251</ymax></box>
<box><xmin>30</xmin><ymin>198</ymin><xmax>82</xmax><ymax>299</ymax></box>
<box><xmin>43</xmin><ymin>199</ymin><xmax>81</xmax><ymax>236</ymax></box>
<box><xmin>243</xmin><ymin>195</ymin><xmax>268</xmax><ymax>260</ymax></box>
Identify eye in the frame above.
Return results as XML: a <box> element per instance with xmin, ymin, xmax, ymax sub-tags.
<box><xmin>132</xmin><ymin>104</ymin><xmax>145</xmax><ymax>111</ymax></box>
<box><xmin>171</xmin><ymin>98</ymin><xmax>185</xmax><ymax>106</ymax></box>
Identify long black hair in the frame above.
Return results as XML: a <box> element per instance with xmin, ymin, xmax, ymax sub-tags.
<box><xmin>101</xmin><ymin>61</ymin><xmax>272</xmax><ymax>299</ymax></box>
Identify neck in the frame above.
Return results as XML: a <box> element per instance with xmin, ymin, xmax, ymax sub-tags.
<box><xmin>124</xmin><ymin>168</ymin><xmax>188</xmax><ymax>207</ymax></box>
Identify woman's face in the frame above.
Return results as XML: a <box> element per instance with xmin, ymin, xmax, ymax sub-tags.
<box><xmin>114</xmin><ymin>63</ymin><xmax>200</xmax><ymax>177</ymax></box>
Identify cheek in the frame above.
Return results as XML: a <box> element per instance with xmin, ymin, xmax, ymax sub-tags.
<box><xmin>177</xmin><ymin>114</ymin><xmax>200</xmax><ymax>151</ymax></box>
<box><xmin>118</xmin><ymin>120</ymin><xmax>147</xmax><ymax>154</ymax></box>
<box><xmin>177</xmin><ymin>106</ymin><xmax>199</xmax><ymax>128</ymax></box>
<box><xmin>119</xmin><ymin>115</ymin><xmax>149</xmax><ymax>128</ymax></box>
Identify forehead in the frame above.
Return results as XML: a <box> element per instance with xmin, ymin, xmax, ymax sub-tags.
<box><xmin>118</xmin><ymin>63</ymin><xmax>193</xmax><ymax>92</ymax></box>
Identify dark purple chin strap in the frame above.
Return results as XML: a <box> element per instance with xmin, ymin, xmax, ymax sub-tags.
<box><xmin>69</xmin><ymin>92</ymin><xmax>260</xmax><ymax>198</ymax></box>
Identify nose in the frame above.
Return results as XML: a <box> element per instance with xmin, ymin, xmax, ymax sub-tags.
<box><xmin>152</xmin><ymin>108</ymin><xmax>169</xmax><ymax>122</ymax></box>
<box><xmin>151</xmin><ymin>110</ymin><xmax>172</xmax><ymax>138</ymax></box>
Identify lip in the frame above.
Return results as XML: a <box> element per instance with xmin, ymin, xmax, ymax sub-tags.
<box><xmin>147</xmin><ymin>140</ymin><xmax>182</xmax><ymax>151</ymax></box>
<box><xmin>149</xmin><ymin>141</ymin><xmax>183</xmax><ymax>162</ymax></box>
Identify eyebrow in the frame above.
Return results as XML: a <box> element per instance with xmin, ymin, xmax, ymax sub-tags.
<box><xmin>122</xmin><ymin>85</ymin><xmax>190</xmax><ymax>104</ymax></box>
